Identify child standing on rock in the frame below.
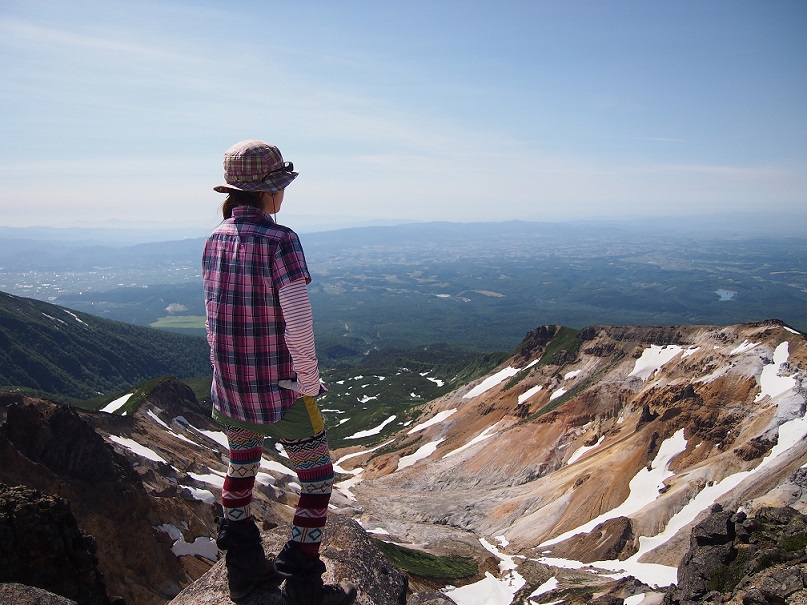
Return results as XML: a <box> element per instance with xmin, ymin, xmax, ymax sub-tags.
<box><xmin>203</xmin><ymin>139</ymin><xmax>356</xmax><ymax>605</ymax></box>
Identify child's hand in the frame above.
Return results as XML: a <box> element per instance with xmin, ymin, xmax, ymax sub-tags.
<box><xmin>278</xmin><ymin>380</ymin><xmax>328</xmax><ymax>396</ymax></box>
<box><xmin>278</xmin><ymin>379</ymin><xmax>300</xmax><ymax>392</ymax></box>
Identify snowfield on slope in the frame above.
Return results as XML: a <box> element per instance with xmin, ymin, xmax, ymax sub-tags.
<box><xmin>533</xmin><ymin>339</ymin><xmax>805</xmax><ymax>588</ymax></box>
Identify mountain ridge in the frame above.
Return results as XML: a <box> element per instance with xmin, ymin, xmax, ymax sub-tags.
<box><xmin>345</xmin><ymin>319</ymin><xmax>806</xmax><ymax>599</ymax></box>
<box><xmin>0</xmin><ymin>290</ymin><xmax>210</xmax><ymax>401</ymax></box>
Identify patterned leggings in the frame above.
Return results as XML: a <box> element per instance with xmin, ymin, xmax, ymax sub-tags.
<box><xmin>222</xmin><ymin>425</ymin><xmax>334</xmax><ymax>557</ymax></box>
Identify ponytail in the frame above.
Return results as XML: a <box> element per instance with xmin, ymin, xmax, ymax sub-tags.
<box><xmin>221</xmin><ymin>190</ymin><xmax>263</xmax><ymax>220</ymax></box>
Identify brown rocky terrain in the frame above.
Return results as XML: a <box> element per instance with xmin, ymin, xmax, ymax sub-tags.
<box><xmin>0</xmin><ymin>374</ymin><xmax>334</xmax><ymax>604</ymax></box>
<box><xmin>2</xmin><ymin>320</ymin><xmax>806</xmax><ymax>604</ymax></box>
<box><xmin>348</xmin><ymin>320</ymin><xmax>807</xmax><ymax>600</ymax></box>
<box><xmin>0</xmin><ymin>389</ymin><xmax>214</xmax><ymax>604</ymax></box>
<box><xmin>0</xmin><ymin>483</ymin><xmax>115</xmax><ymax>604</ymax></box>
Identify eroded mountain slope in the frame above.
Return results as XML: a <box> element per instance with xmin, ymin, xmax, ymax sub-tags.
<box><xmin>347</xmin><ymin>321</ymin><xmax>807</xmax><ymax>587</ymax></box>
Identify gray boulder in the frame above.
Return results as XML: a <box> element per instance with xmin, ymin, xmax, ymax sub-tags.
<box><xmin>170</xmin><ymin>514</ymin><xmax>445</xmax><ymax>605</ymax></box>
<box><xmin>0</xmin><ymin>583</ymin><xmax>78</xmax><ymax>605</ymax></box>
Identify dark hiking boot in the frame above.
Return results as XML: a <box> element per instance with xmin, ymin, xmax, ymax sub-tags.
<box><xmin>275</xmin><ymin>541</ymin><xmax>357</xmax><ymax>605</ymax></box>
<box><xmin>274</xmin><ymin>540</ymin><xmax>326</xmax><ymax>578</ymax></box>
<box><xmin>216</xmin><ymin>517</ymin><xmax>279</xmax><ymax>600</ymax></box>
<box><xmin>282</xmin><ymin>577</ymin><xmax>357</xmax><ymax>605</ymax></box>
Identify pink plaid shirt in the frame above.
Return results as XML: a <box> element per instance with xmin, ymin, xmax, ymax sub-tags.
<box><xmin>203</xmin><ymin>206</ymin><xmax>312</xmax><ymax>424</ymax></box>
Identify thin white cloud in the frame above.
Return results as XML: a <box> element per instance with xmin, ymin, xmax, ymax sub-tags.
<box><xmin>642</xmin><ymin>163</ymin><xmax>792</xmax><ymax>179</ymax></box>
<box><xmin>631</xmin><ymin>137</ymin><xmax>685</xmax><ymax>143</ymax></box>
<box><xmin>0</xmin><ymin>16</ymin><xmax>172</xmax><ymax>59</ymax></box>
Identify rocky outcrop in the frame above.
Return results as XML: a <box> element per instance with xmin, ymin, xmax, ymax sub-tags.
<box><xmin>672</xmin><ymin>504</ymin><xmax>737</xmax><ymax>602</ymax></box>
<box><xmin>513</xmin><ymin>325</ymin><xmax>561</xmax><ymax>365</ymax></box>
<box><xmin>170</xmin><ymin>514</ymin><xmax>419</xmax><ymax>605</ymax></box>
<box><xmin>0</xmin><ymin>583</ymin><xmax>79</xmax><ymax>605</ymax></box>
<box><xmin>668</xmin><ymin>504</ymin><xmax>807</xmax><ymax>604</ymax></box>
<box><xmin>406</xmin><ymin>592</ymin><xmax>456</xmax><ymax>605</ymax></box>
<box><xmin>1</xmin><ymin>396</ymin><xmax>137</xmax><ymax>485</ymax></box>
<box><xmin>0</xmin><ymin>484</ymin><xmax>117</xmax><ymax>605</ymax></box>
<box><xmin>547</xmin><ymin>516</ymin><xmax>637</xmax><ymax>563</ymax></box>
<box><xmin>142</xmin><ymin>378</ymin><xmax>202</xmax><ymax>417</ymax></box>
<box><xmin>0</xmin><ymin>394</ymin><xmax>213</xmax><ymax>605</ymax></box>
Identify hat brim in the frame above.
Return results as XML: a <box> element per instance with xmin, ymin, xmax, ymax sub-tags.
<box><xmin>213</xmin><ymin>171</ymin><xmax>298</xmax><ymax>194</ymax></box>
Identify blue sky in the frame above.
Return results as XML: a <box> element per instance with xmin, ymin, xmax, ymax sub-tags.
<box><xmin>1</xmin><ymin>0</ymin><xmax>805</xmax><ymax>232</ymax></box>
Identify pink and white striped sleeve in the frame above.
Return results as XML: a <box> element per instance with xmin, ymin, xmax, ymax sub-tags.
<box><xmin>278</xmin><ymin>277</ymin><xmax>321</xmax><ymax>396</ymax></box>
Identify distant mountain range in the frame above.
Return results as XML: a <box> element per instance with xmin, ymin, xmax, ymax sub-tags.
<box><xmin>0</xmin><ymin>291</ymin><xmax>210</xmax><ymax>401</ymax></box>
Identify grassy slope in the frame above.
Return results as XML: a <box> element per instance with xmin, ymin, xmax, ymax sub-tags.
<box><xmin>0</xmin><ymin>291</ymin><xmax>210</xmax><ymax>401</ymax></box>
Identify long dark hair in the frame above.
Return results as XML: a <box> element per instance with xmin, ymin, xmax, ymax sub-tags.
<box><xmin>222</xmin><ymin>190</ymin><xmax>263</xmax><ymax>220</ymax></box>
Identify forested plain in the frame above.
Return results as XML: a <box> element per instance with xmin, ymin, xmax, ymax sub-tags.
<box><xmin>2</xmin><ymin>219</ymin><xmax>805</xmax><ymax>366</ymax></box>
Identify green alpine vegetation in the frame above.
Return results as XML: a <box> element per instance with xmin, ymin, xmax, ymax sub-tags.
<box><xmin>372</xmin><ymin>539</ymin><xmax>477</xmax><ymax>580</ymax></box>
<box><xmin>0</xmin><ymin>291</ymin><xmax>211</xmax><ymax>401</ymax></box>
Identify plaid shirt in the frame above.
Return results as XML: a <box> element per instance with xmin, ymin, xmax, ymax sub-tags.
<box><xmin>203</xmin><ymin>206</ymin><xmax>311</xmax><ymax>424</ymax></box>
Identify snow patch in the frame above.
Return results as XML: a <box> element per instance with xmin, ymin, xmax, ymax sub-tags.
<box><xmin>445</xmin><ymin>573</ymin><xmax>516</xmax><ymax>605</ymax></box>
<box><xmin>628</xmin><ymin>345</ymin><xmax>684</xmax><ymax>381</ymax></box>
<box><xmin>108</xmin><ymin>435</ymin><xmax>166</xmax><ymax>463</ymax></box>
<box><xmin>696</xmin><ymin>368</ymin><xmax>726</xmax><ymax>384</ymax></box>
<box><xmin>463</xmin><ymin>366</ymin><xmax>520</xmax><ymax>399</ymax></box>
<box><xmin>528</xmin><ymin>576</ymin><xmax>558</xmax><ymax>599</ymax></box>
<box><xmin>540</xmin><ymin>371</ymin><xmax>807</xmax><ymax>589</ymax></box>
<box><xmin>567</xmin><ymin>435</ymin><xmax>605</xmax><ymax>465</ymax></box>
<box><xmin>181</xmin><ymin>485</ymin><xmax>216</xmax><ymax>504</ymax></box>
<box><xmin>408</xmin><ymin>409</ymin><xmax>457</xmax><ymax>434</ymax></box>
<box><xmin>147</xmin><ymin>410</ymin><xmax>170</xmax><ymax>429</ymax></box>
<box><xmin>100</xmin><ymin>393</ymin><xmax>132</xmax><ymax>414</ymax></box>
<box><xmin>421</xmin><ymin>371</ymin><xmax>446</xmax><ymax>387</ymax></box>
<box><xmin>63</xmin><ymin>310</ymin><xmax>87</xmax><ymax>325</ymax></box>
<box><xmin>333</xmin><ymin>440</ymin><xmax>394</xmax><ymax>471</ymax></box>
<box><xmin>345</xmin><ymin>415</ymin><xmax>397</xmax><ymax>440</ymax></box>
<box><xmin>155</xmin><ymin>523</ymin><xmax>218</xmax><ymax>561</ymax></box>
<box><xmin>192</xmin><ymin>427</ymin><xmax>229</xmax><ymax>448</ymax></box>
<box><xmin>260</xmin><ymin>458</ymin><xmax>296</xmax><ymax>476</ymax></box>
<box><xmin>444</xmin><ymin>424</ymin><xmax>499</xmax><ymax>459</ymax></box>
<box><xmin>518</xmin><ymin>385</ymin><xmax>543</xmax><ymax>405</ymax></box>
<box><xmin>549</xmin><ymin>387</ymin><xmax>567</xmax><ymax>401</ymax></box>
<box><xmin>682</xmin><ymin>346</ymin><xmax>700</xmax><ymax>358</ymax></box>
<box><xmin>755</xmin><ymin>341</ymin><xmax>796</xmax><ymax>402</ymax></box>
<box><xmin>334</xmin><ymin>471</ymin><xmax>364</xmax><ymax>501</ymax></box>
<box><xmin>445</xmin><ymin>538</ymin><xmax>525</xmax><ymax>605</ymax></box>
<box><xmin>397</xmin><ymin>439</ymin><xmax>444</xmax><ymax>470</ymax></box>
<box><xmin>730</xmin><ymin>340</ymin><xmax>759</xmax><ymax>355</ymax></box>
<box><xmin>254</xmin><ymin>472</ymin><xmax>278</xmax><ymax>488</ymax></box>
<box><xmin>188</xmin><ymin>469</ymin><xmax>226</xmax><ymax>489</ymax></box>
<box><xmin>541</xmin><ymin>429</ymin><xmax>687</xmax><ymax>547</ymax></box>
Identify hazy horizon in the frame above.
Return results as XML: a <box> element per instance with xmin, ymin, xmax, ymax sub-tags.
<box><xmin>3</xmin><ymin>210</ymin><xmax>807</xmax><ymax>246</ymax></box>
<box><xmin>2</xmin><ymin>1</ymin><xmax>805</xmax><ymax>231</ymax></box>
